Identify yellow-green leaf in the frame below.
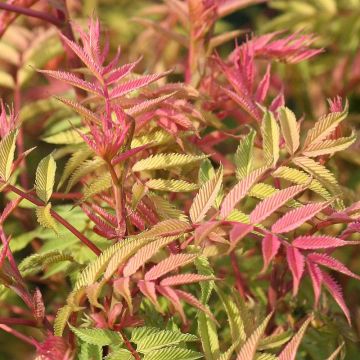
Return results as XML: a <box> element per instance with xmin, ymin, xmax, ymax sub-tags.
<box><xmin>132</xmin><ymin>153</ymin><xmax>207</xmax><ymax>172</ymax></box>
<box><xmin>35</xmin><ymin>153</ymin><xmax>56</xmax><ymax>203</ymax></box>
<box><xmin>35</xmin><ymin>203</ymin><xmax>59</xmax><ymax>234</ymax></box>
<box><xmin>0</xmin><ymin>129</ymin><xmax>18</xmax><ymax>181</ymax></box>
<box><xmin>235</xmin><ymin>129</ymin><xmax>256</xmax><ymax>180</ymax></box>
<box><xmin>261</xmin><ymin>111</ymin><xmax>280</xmax><ymax>167</ymax></box>
<box><xmin>146</xmin><ymin>179</ymin><xmax>198</xmax><ymax>192</ymax></box>
<box><xmin>279</xmin><ymin>107</ymin><xmax>299</xmax><ymax>155</ymax></box>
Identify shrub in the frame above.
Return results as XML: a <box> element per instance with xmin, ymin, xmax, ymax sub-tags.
<box><xmin>0</xmin><ymin>1</ymin><xmax>359</xmax><ymax>359</ymax></box>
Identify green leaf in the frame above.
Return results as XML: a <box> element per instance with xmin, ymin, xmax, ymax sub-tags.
<box><xmin>69</xmin><ymin>324</ymin><xmax>122</xmax><ymax>346</ymax></box>
<box><xmin>279</xmin><ymin>107</ymin><xmax>299</xmax><ymax>155</ymax></box>
<box><xmin>0</xmin><ymin>129</ymin><xmax>18</xmax><ymax>181</ymax></box>
<box><xmin>54</xmin><ymin>305</ymin><xmax>74</xmax><ymax>336</ymax></box>
<box><xmin>143</xmin><ymin>347</ymin><xmax>203</xmax><ymax>360</ymax></box>
<box><xmin>82</xmin><ymin>172</ymin><xmax>112</xmax><ymax>201</ymax></box>
<box><xmin>198</xmin><ymin>311</ymin><xmax>220</xmax><ymax>360</ymax></box>
<box><xmin>190</xmin><ymin>165</ymin><xmax>223</xmax><ymax>223</ymax></box>
<box><xmin>146</xmin><ymin>179</ymin><xmax>198</xmax><ymax>192</ymax></box>
<box><xmin>42</xmin><ymin>126</ymin><xmax>86</xmax><ymax>144</ymax></box>
<box><xmin>35</xmin><ymin>153</ymin><xmax>56</xmax><ymax>203</ymax></box>
<box><xmin>132</xmin><ymin>153</ymin><xmax>207</xmax><ymax>172</ymax></box>
<box><xmin>104</xmin><ymin>349</ymin><xmax>133</xmax><ymax>360</ymax></box>
<box><xmin>133</xmin><ymin>327</ymin><xmax>198</xmax><ymax>353</ymax></box>
<box><xmin>235</xmin><ymin>129</ymin><xmax>256</xmax><ymax>180</ymax></box>
<box><xmin>261</xmin><ymin>111</ymin><xmax>280</xmax><ymax>167</ymax></box>
<box><xmin>35</xmin><ymin>203</ymin><xmax>59</xmax><ymax>234</ymax></box>
<box><xmin>79</xmin><ymin>343</ymin><xmax>103</xmax><ymax>360</ymax></box>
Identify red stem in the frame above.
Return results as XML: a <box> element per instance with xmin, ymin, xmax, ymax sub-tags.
<box><xmin>120</xmin><ymin>330</ymin><xmax>141</xmax><ymax>360</ymax></box>
<box><xmin>0</xmin><ymin>324</ymin><xmax>39</xmax><ymax>348</ymax></box>
<box><xmin>0</xmin><ymin>2</ymin><xmax>62</xmax><ymax>27</ymax></box>
<box><xmin>4</xmin><ymin>183</ymin><xmax>101</xmax><ymax>255</ymax></box>
<box><xmin>230</xmin><ymin>252</ymin><xmax>247</xmax><ymax>297</ymax></box>
<box><xmin>0</xmin><ymin>317</ymin><xmax>38</xmax><ymax>327</ymax></box>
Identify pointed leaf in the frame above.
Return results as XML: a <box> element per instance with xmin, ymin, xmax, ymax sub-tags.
<box><xmin>272</xmin><ymin>202</ymin><xmax>330</xmax><ymax>233</ymax></box>
<box><xmin>293</xmin><ymin>235</ymin><xmax>360</xmax><ymax>249</ymax></box>
<box><xmin>234</xmin><ymin>130</ymin><xmax>256</xmax><ymax>180</ymax></box>
<box><xmin>261</xmin><ymin>233</ymin><xmax>281</xmax><ymax>271</ymax></box>
<box><xmin>250</xmin><ymin>184</ymin><xmax>305</xmax><ymax>224</ymax></box>
<box><xmin>261</xmin><ymin>110</ymin><xmax>280</xmax><ymax>167</ymax></box>
<box><xmin>35</xmin><ymin>154</ymin><xmax>56</xmax><ymax>203</ymax></box>
<box><xmin>279</xmin><ymin>107</ymin><xmax>300</xmax><ymax>155</ymax></box>
<box><xmin>190</xmin><ymin>165</ymin><xmax>223</xmax><ymax>223</ymax></box>
<box><xmin>286</xmin><ymin>246</ymin><xmax>305</xmax><ymax>296</ymax></box>
<box><xmin>278</xmin><ymin>317</ymin><xmax>312</xmax><ymax>360</ymax></box>
<box><xmin>0</xmin><ymin>129</ymin><xmax>18</xmax><ymax>181</ymax></box>
<box><xmin>308</xmin><ymin>253</ymin><xmax>360</xmax><ymax>280</ymax></box>
<box><xmin>236</xmin><ymin>313</ymin><xmax>273</xmax><ymax>360</ymax></box>
<box><xmin>221</xmin><ymin>167</ymin><xmax>265</xmax><ymax>219</ymax></box>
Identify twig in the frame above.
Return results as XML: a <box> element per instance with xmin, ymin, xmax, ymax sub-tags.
<box><xmin>0</xmin><ymin>3</ymin><xmax>62</xmax><ymax>27</ymax></box>
<box><xmin>3</xmin><ymin>183</ymin><xmax>101</xmax><ymax>255</ymax></box>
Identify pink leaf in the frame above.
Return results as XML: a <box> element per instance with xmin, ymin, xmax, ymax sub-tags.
<box><xmin>255</xmin><ymin>64</ymin><xmax>271</xmax><ymax>103</ymax></box>
<box><xmin>59</xmin><ymin>33</ymin><xmax>103</xmax><ymax>81</ymax></box>
<box><xmin>286</xmin><ymin>246</ymin><xmax>305</xmax><ymax>296</ymax></box>
<box><xmin>106</xmin><ymin>57</ymin><xmax>142</xmax><ymax>85</ymax></box>
<box><xmin>308</xmin><ymin>253</ymin><xmax>360</xmax><ymax>280</ymax></box>
<box><xmin>306</xmin><ymin>261</ymin><xmax>323</xmax><ymax>306</ymax></box>
<box><xmin>293</xmin><ymin>236</ymin><xmax>360</xmax><ymax>249</ymax></box>
<box><xmin>123</xmin><ymin>237</ymin><xmax>176</xmax><ymax>277</ymax></box>
<box><xmin>229</xmin><ymin>223</ymin><xmax>253</xmax><ymax>252</ymax></box>
<box><xmin>250</xmin><ymin>184</ymin><xmax>306</xmax><ymax>224</ymax></box>
<box><xmin>220</xmin><ymin>167</ymin><xmax>265</xmax><ymax>219</ymax></box>
<box><xmin>278</xmin><ymin>317</ymin><xmax>312</xmax><ymax>360</ymax></box>
<box><xmin>137</xmin><ymin>280</ymin><xmax>160</xmax><ymax>309</ymax></box>
<box><xmin>174</xmin><ymin>288</ymin><xmax>218</xmax><ymax>324</ymax></box>
<box><xmin>38</xmin><ymin>69</ymin><xmax>102</xmax><ymax>96</ymax></box>
<box><xmin>261</xmin><ymin>233</ymin><xmax>281</xmax><ymax>271</ymax></box>
<box><xmin>109</xmin><ymin>70</ymin><xmax>172</xmax><ymax>100</ymax></box>
<box><xmin>272</xmin><ymin>202</ymin><xmax>330</xmax><ymax>234</ymax></box>
<box><xmin>160</xmin><ymin>274</ymin><xmax>214</xmax><ymax>287</ymax></box>
<box><xmin>111</xmin><ymin>144</ymin><xmax>150</xmax><ymax>166</ymax></box>
<box><xmin>145</xmin><ymin>254</ymin><xmax>197</xmax><ymax>281</ymax></box>
<box><xmin>156</xmin><ymin>285</ymin><xmax>186</xmax><ymax>323</ymax></box>
<box><xmin>322</xmin><ymin>272</ymin><xmax>351</xmax><ymax>324</ymax></box>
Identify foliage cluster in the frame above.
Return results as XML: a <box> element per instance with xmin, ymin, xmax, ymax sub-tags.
<box><xmin>0</xmin><ymin>0</ymin><xmax>359</xmax><ymax>359</ymax></box>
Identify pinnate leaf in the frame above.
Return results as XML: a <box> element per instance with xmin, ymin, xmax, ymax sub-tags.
<box><xmin>272</xmin><ymin>202</ymin><xmax>330</xmax><ymax>233</ymax></box>
<box><xmin>145</xmin><ymin>254</ymin><xmax>197</xmax><ymax>281</ymax></box>
<box><xmin>250</xmin><ymin>184</ymin><xmax>305</xmax><ymax>224</ymax></box>
<box><xmin>286</xmin><ymin>246</ymin><xmax>305</xmax><ymax>296</ymax></box>
<box><xmin>133</xmin><ymin>153</ymin><xmax>207</xmax><ymax>172</ymax></box>
<box><xmin>261</xmin><ymin>110</ymin><xmax>280</xmax><ymax>167</ymax></box>
<box><xmin>35</xmin><ymin>154</ymin><xmax>56</xmax><ymax>203</ymax></box>
<box><xmin>278</xmin><ymin>317</ymin><xmax>312</xmax><ymax>360</ymax></box>
<box><xmin>279</xmin><ymin>107</ymin><xmax>300</xmax><ymax>155</ymax></box>
<box><xmin>236</xmin><ymin>312</ymin><xmax>272</xmax><ymax>360</ymax></box>
<box><xmin>0</xmin><ymin>129</ymin><xmax>18</xmax><ymax>181</ymax></box>
<box><xmin>69</xmin><ymin>324</ymin><xmax>122</xmax><ymax>346</ymax></box>
<box><xmin>292</xmin><ymin>235</ymin><xmax>360</xmax><ymax>249</ymax></box>
<box><xmin>190</xmin><ymin>165</ymin><xmax>223</xmax><ymax>223</ymax></box>
<box><xmin>221</xmin><ymin>167</ymin><xmax>265</xmax><ymax>219</ymax></box>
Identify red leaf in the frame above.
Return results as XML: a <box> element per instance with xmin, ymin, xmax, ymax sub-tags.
<box><xmin>322</xmin><ymin>272</ymin><xmax>351</xmax><ymax>324</ymax></box>
<box><xmin>145</xmin><ymin>254</ymin><xmax>197</xmax><ymax>281</ymax></box>
<box><xmin>292</xmin><ymin>236</ymin><xmax>360</xmax><ymax>249</ymax></box>
<box><xmin>272</xmin><ymin>202</ymin><xmax>329</xmax><ymax>234</ymax></box>
<box><xmin>286</xmin><ymin>246</ymin><xmax>305</xmax><ymax>296</ymax></box>
<box><xmin>250</xmin><ymin>184</ymin><xmax>306</xmax><ymax>224</ymax></box>
<box><xmin>220</xmin><ymin>167</ymin><xmax>265</xmax><ymax>219</ymax></box>
<box><xmin>261</xmin><ymin>233</ymin><xmax>281</xmax><ymax>271</ymax></box>
<box><xmin>306</xmin><ymin>261</ymin><xmax>323</xmax><ymax>306</ymax></box>
<box><xmin>160</xmin><ymin>274</ymin><xmax>214</xmax><ymax>287</ymax></box>
<box><xmin>308</xmin><ymin>253</ymin><xmax>360</xmax><ymax>280</ymax></box>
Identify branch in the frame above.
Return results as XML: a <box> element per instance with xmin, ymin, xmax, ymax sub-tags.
<box><xmin>0</xmin><ymin>2</ymin><xmax>62</xmax><ymax>27</ymax></box>
<box><xmin>3</xmin><ymin>183</ymin><xmax>101</xmax><ymax>256</ymax></box>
